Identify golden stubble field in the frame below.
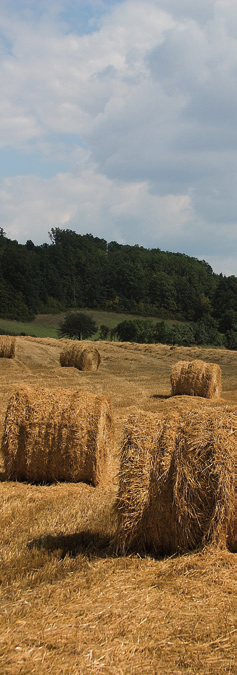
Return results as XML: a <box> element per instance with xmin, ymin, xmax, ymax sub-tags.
<box><xmin>0</xmin><ymin>337</ymin><xmax>236</xmax><ymax>675</ymax></box>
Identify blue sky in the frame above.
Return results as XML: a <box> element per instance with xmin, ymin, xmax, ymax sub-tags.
<box><xmin>0</xmin><ymin>0</ymin><xmax>236</xmax><ymax>275</ymax></box>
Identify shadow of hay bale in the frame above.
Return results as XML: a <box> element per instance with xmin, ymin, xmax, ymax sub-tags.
<box><xmin>151</xmin><ymin>394</ymin><xmax>171</xmax><ymax>400</ymax></box>
<box><xmin>28</xmin><ymin>530</ymin><xmax>113</xmax><ymax>559</ymax></box>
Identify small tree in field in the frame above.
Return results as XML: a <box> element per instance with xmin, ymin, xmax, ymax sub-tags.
<box><xmin>116</xmin><ymin>319</ymin><xmax>155</xmax><ymax>343</ymax></box>
<box><xmin>98</xmin><ymin>324</ymin><xmax>110</xmax><ymax>340</ymax></box>
<box><xmin>58</xmin><ymin>312</ymin><xmax>97</xmax><ymax>340</ymax></box>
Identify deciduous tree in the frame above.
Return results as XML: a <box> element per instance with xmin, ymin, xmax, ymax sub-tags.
<box><xmin>58</xmin><ymin>312</ymin><xmax>97</xmax><ymax>340</ymax></box>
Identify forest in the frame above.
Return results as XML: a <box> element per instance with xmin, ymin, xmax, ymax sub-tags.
<box><xmin>0</xmin><ymin>227</ymin><xmax>236</xmax><ymax>348</ymax></box>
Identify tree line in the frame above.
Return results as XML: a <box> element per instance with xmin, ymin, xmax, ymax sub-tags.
<box><xmin>0</xmin><ymin>227</ymin><xmax>236</xmax><ymax>348</ymax></box>
<box><xmin>58</xmin><ymin>312</ymin><xmax>236</xmax><ymax>349</ymax></box>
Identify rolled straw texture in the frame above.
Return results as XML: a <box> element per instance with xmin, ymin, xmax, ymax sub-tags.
<box><xmin>0</xmin><ymin>335</ymin><xmax>16</xmax><ymax>358</ymax></box>
<box><xmin>171</xmin><ymin>359</ymin><xmax>222</xmax><ymax>399</ymax></box>
<box><xmin>2</xmin><ymin>386</ymin><xmax>114</xmax><ymax>485</ymax></box>
<box><xmin>60</xmin><ymin>344</ymin><xmax>101</xmax><ymax>371</ymax></box>
<box><xmin>115</xmin><ymin>407</ymin><xmax>236</xmax><ymax>555</ymax></box>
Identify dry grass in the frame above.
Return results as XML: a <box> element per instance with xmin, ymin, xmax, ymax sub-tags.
<box><xmin>171</xmin><ymin>360</ymin><xmax>222</xmax><ymax>399</ymax></box>
<box><xmin>0</xmin><ymin>337</ymin><xmax>236</xmax><ymax>674</ymax></box>
<box><xmin>60</xmin><ymin>344</ymin><xmax>101</xmax><ymax>371</ymax></box>
<box><xmin>114</xmin><ymin>407</ymin><xmax>236</xmax><ymax>556</ymax></box>
<box><xmin>0</xmin><ymin>335</ymin><xmax>16</xmax><ymax>359</ymax></box>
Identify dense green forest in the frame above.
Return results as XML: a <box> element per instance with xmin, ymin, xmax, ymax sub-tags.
<box><xmin>0</xmin><ymin>227</ymin><xmax>236</xmax><ymax>348</ymax></box>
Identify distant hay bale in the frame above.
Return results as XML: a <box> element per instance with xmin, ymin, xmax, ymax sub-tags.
<box><xmin>2</xmin><ymin>386</ymin><xmax>114</xmax><ymax>485</ymax></box>
<box><xmin>60</xmin><ymin>344</ymin><xmax>101</xmax><ymax>371</ymax></box>
<box><xmin>171</xmin><ymin>359</ymin><xmax>222</xmax><ymax>399</ymax></box>
<box><xmin>0</xmin><ymin>335</ymin><xmax>16</xmax><ymax>358</ymax></box>
<box><xmin>114</xmin><ymin>407</ymin><xmax>236</xmax><ymax>555</ymax></box>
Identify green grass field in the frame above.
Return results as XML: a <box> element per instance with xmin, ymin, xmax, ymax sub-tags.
<box><xmin>0</xmin><ymin>309</ymin><xmax>179</xmax><ymax>340</ymax></box>
<box><xmin>0</xmin><ymin>317</ymin><xmax>58</xmax><ymax>339</ymax></box>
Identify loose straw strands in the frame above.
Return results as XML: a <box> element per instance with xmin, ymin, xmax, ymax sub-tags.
<box><xmin>114</xmin><ymin>407</ymin><xmax>236</xmax><ymax>555</ymax></box>
<box><xmin>2</xmin><ymin>386</ymin><xmax>114</xmax><ymax>486</ymax></box>
<box><xmin>171</xmin><ymin>359</ymin><xmax>222</xmax><ymax>399</ymax></box>
<box><xmin>60</xmin><ymin>344</ymin><xmax>101</xmax><ymax>371</ymax></box>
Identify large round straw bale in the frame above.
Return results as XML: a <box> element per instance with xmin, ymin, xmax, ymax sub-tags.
<box><xmin>115</xmin><ymin>413</ymin><xmax>178</xmax><ymax>555</ymax></box>
<box><xmin>170</xmin><ymin>359</ymin><xmax>222</xmax><ymax>399</ymax></box>
<box><xmin>114</xmin><ymin>407</ymin><xmax>236</xmax><ymax>555</ymax></box>
<box><xmin>60</xmin><ymin>343</ymin><xmax>101</xmax><ymax>371</ymax></box>
<box><xmin>0</xmin><ymin>335</ymin><xmax>16</xmax><ymax>358</ymax></box>
<box><xmin>2</xmin><ymin>386</ymin><xmax>114</xmax><ymax>485</ymax></box>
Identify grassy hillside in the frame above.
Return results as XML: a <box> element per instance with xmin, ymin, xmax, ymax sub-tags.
<box><xmin>0</xmin><ymin>310</ymin><xmax>182</xmax><ymax>340</ymax></box>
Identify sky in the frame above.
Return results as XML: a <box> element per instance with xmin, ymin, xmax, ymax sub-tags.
<box><xmin>0</xmin><ymin>0</ymin><xmax>236</xmax><ymax>276</ymax></box>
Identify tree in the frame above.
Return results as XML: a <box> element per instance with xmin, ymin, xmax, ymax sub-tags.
<box><xmin>116</xmin><ymin>319</ymin><xmax>154</xmax><ymax>343</ymax></box>
<box><xmin>115</xmin><ymin>319</ymin><xmax>139</xmax><ymax>342</ymax></box>
<box><xmin>218</xmin><ymin>309</ymin><xmax>236</xmax><ymax>334</ymax></box>
<box><xmin>98</xmin><ymin>324</ymin><xmax>110</xmax><ymax>340</ymax></box>
<box><xmin>198</xmin><ymin>293</ymin><xmax>213</xmax><ymax>318</ymax></box>
<box><xmin>194</xmin><ymin>316</ymin><xmax>221</xmax><ymax>345</ymax></box>
<box><xmin>153</xmin><ymin>321</ymin><xmax>173</xmax><ymax>344</ymax></box>
<box><xmin>225</xmin><ymin>329</ymin><xmax>237</xmax><ymax>350</ymax></box>
<box><xmin>58</xmin><ymin>312</ymin><xmax>97</xmax><ymax>340</ymax></box>
<box><xmin>170</xmin><ymin>323</ymin><xmax>195</xmax><ymax>346</ymax></box>
<box><xmin>26</xmin><ymin>240</ymin><xmax>35</xmax><ymax>250</ymax></box>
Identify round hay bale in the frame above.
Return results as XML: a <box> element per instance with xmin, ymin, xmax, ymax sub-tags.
<box><xmin>170</xmin><ymin>359</ymin><xmax>222</xmax><ymax>399</ymax></box>
<box><xmin>0</xmin><ymin>335</ymin><xmax>16</xmax><ymax>358</ymax></box>
<box><xmin>114</xmin><ymin>407</ymin><xmax>236</xmax><ymax>555</ymax></box>
<box><xmin>114</xmin><ymin>412</ymin><xmax>178</xmax><ymax>555</ymax></box>
<box><xmin>60</xmin><ymin>344</ymin><xmax>101</xmax><ymax>371</ymax></box>
<box><xmin>2</xmin><ymin>386</ymin><xmax>114</xmax><ymax>485</ymax></box>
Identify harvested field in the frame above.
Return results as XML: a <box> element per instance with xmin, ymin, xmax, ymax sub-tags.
<box><xmin>0</xmin><ymin>336</ymin><xmax>236</xmax><ymax>674</ymax></box>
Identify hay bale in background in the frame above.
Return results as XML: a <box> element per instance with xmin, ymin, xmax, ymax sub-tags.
<box><xmin>2</xmin><ymin>386</ymin><xmax>113</xmax><ymax>485</ymax></box>
<box><xmin>60</xmin><ymin>343</ymin><xmax>101</xmax><ymax>371</ymax></box>
<box><xmin>114</xmin><ymin>407</ymin><xmax>235</xmax><ymax>555</ymax></box>
<box><xmin>171</xmin><ymin>359</ymin><xmax>222</xmax><ymax>399</ymax></box>
<box><xmin>0</xmin><ymin>335</ymin><xmax>16</xmax><ymax>359</ymax></box>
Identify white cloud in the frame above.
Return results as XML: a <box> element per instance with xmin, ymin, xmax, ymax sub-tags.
<box><xmin>0</xmin><ymin>162</ymin><xmax>192</xmax><ymax>247</ymax></box>
<box><xmin>0</xmin><ymin>0</ymin><xmax>236</xmax><ymax>275</ymax></box>
<box><xmin>154</xmin><ymin>0</ymin><xmax>215</xmax><ymax>24</ymax></box>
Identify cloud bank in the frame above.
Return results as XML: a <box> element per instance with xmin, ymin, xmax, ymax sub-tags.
<box><xmin>0</xmin><ymin>0</ymin><xmax>236</xmax><ymax>275</ymax></box>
